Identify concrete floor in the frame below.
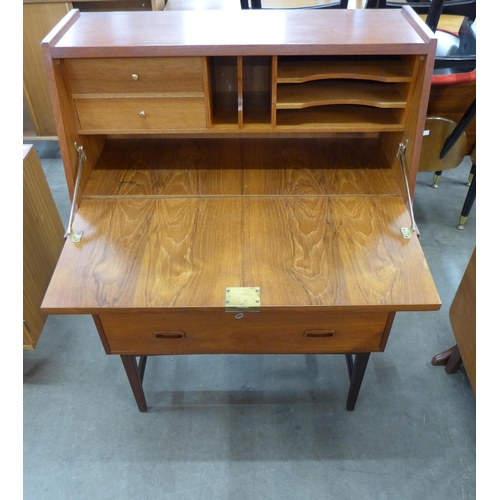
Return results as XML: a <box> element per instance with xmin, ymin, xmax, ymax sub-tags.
<box><xmin>23</xmin><ymin>140</ymin><xmax>476</xmax><ymax>499</ymax></box>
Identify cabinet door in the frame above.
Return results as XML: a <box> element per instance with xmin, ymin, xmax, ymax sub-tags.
<box><xmin>23</xmin><ymin>145</ymin><xmax>65</xmax><ymax>349</ymax></box>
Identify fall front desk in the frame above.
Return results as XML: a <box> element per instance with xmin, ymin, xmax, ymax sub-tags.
<box><xmin>41</xmin><ymin>7</ymin><xmax>441</xmax><ymax>412</ymax></box>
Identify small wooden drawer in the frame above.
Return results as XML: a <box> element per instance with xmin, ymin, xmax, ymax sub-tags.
<box><xmin>75</xmin><ymin>97</ymin><xmax>207</xmax><ymax>132</ymax></box>
<box><xmin>65</xmin><ymin>57</ymin><xmax>205</xmax><ymax>94</ymax></box>
<box><xmin>99</xmin><ymin>310</ymin><xmax>390</xmax><ymax>355</ymax></box>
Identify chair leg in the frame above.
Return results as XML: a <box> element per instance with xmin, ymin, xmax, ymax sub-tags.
<box><xmin>466</xmin><ymin>162</ymin><xmax>475</xmax><ymax>187</ymax></box>
<box><xmin>457</xmin><ymin>168</ymin><xmax>475</xmax><ymax>229</ymax></box>
<box><xmin>431</xmin><ymin>170</ymin><xmax>442</xmax><ymax>188</ymax></box>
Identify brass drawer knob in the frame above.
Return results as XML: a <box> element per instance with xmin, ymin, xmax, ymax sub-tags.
<box><xmin>131</xmin><ymin>73</ymin><xmax>139</xmax><ymax>81</ymax></box>
<box><xmin>139</xmin><ymin>111</ymin><xmax>146</xmax><ymax>118</ymax></box>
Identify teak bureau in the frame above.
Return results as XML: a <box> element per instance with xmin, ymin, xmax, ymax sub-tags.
<box><xmin>41</xmin><ymin>8</ymin><xmax>441</xmax><ymax>412</ymax></box>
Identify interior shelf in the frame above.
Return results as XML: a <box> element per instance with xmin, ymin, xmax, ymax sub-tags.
<box><xmin>276</xmin><ymin>80</ymin><xmax>407</xmax><ymax>110</ymax></box>
<box><xmin>276</xmin><ymin>106</ymin><xmax>404</xmax><ymax>131</ymax></box>
<box><xmin>276</xmin><ymin>56</ymin><xmax>414</xmax><ymax>83</ymax></box>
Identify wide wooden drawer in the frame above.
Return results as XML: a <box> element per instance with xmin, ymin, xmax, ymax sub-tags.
<box><xmin>65</xmin><ymin>57</ymin><xmax>205</xmax><ymax>94</ymax></box>
<box><xmin>75</xmin><ymin>97</ymin><xmax>207</xmax><ymax>132</ymax></box>
<box><xmin>99</xmin><ymin>310</ymin><xmax>391</xmax><ymax>355</ymax></box>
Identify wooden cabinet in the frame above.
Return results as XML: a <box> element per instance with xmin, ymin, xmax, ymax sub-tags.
<box><xmin>41</xmin><ymin>8</ymin><xmax>441</xmax><ymax>411</ymax></box>
<box><xmin>23</xmin><ymin>145</ymin><xmax>65</xmax><ymax>349</ymax></box>
<box><xmin>23</xmin><ymin>0</ymin><xmax>166</xmax><ymax>140</ymax></box>
<box><xmin>449</xmin><ymin>247</ymin><xmax>476</xmax><ymax>393</ymax></box>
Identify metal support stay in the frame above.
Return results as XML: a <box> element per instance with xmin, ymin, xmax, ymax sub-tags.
<box><xmin>66</xmin><ymin>143</ymin><xmax>87</xmax><ymax>243</ymax></box>
<box><xmin>397</xmin><ymin>140</ymin><xmax>417</xmax><ymax>239</ymax></box>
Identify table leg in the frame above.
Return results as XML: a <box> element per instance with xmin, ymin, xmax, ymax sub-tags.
<box><xmin>121</xmin><ymin>355</ymin><xmax>148</xmax><ymax>412</ymax></box>
<box><xmin>345</xmin><ymin>353</ymin><xmax>371</xmax><ymax>411</ymax></box>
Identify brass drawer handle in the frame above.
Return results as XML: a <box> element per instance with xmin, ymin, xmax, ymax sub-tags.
<box><xmin>139</xmin><ymin>111</ymin><xmax>146</xmax><ymax>118</ymax></box>
<box><xmin>131</xmin><ymin>73</ymin><xmax>139</xmax><ymax>81</ymax></box>
<box><xmin>154</xmin><ymin>331</ymin><xmax>185</xmax><ymax>339</ymax></box>
<box><xmin>304</xmin><ymin>330</ymin><xmax>335</xmax><ymax>338</ymax></box>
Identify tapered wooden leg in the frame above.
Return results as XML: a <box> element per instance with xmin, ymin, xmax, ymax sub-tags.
<box><xmin>121</xmin><ymin>355</ymin><xmax>148</xmax><ymax>412</ymax></box>
<box><xmin>431</xmin><ymin>346</ymin><xmax>455</xmax><ymax>366</ymax></box>
<box><xmin>431</xmin><ymin>344</ymin><xmax>463</xmax><ymax>373</ymax></box>
<box><xmin>444</xmin><ymin>345</ymin><xmax>463</xmax><ymax>374</ymax></box>
<box><xmin>345</xmin><ymin>353</ymin><xmax>371</xmax><ymax>411</ymax></box>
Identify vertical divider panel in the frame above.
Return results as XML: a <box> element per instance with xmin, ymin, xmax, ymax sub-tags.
<box><xmin>398</xmin><ymin>55</ymin><xmax>421</xmax><ymax>128</ymax></box>
<box><xmin>271</xmin><ymin>56</ymin><xmax>278</xmax><ymax>128</ymax></box>
<box><xmin>202</xmin><ymin>57</ymin><xmax>213</xmax><ymax>128</ymax></box>
<box><xmin>238</xmin><ymin>56</ymin><xmax>244</xmax><ymax>129</ymax></box>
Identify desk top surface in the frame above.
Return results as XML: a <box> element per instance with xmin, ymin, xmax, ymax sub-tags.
<box><xmin>45</xmin><ymin>8</ymin><xmax>435</xmax><ymax>58</ymax></box>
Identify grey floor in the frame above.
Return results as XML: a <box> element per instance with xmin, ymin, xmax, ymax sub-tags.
<box><xmin>24</xmin><ymin>140</ymin><xmax>476</xmax><ymax>499</ymax></box>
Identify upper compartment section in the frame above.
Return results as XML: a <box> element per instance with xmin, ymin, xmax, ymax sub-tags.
<box><xmin>44</xmin><ymin>8</ymin><xmax>435</xmax><ymax>58</ymax></box>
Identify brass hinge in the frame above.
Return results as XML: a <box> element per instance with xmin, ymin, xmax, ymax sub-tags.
<box><xmin>225</xmin><ymin>287</ymin><xmax>261</xmax><ymax>312</ymax></box>
<box><xmin>66</xmin><ymin>143</ymin><xmax>87</xmax><ymax>243</ymax></box>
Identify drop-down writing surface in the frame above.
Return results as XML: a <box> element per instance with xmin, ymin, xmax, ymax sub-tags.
<box><xmin>42</xmin><ymin>138</ymin><xmax>440</xmax><ymax>313</ymax></box>
<box><xmin>42</xmin><ymin>195</ymin><xmax>440</xmax><ymax>313</ymax></box>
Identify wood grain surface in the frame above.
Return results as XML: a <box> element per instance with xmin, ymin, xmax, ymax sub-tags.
<box><xmin>42</xmin><ymin>137</ymin><xmax>439</xmax><ymax>313</ymax></box>
<box><xmin>47</xmin><ymin>9</ymin><xmax>433</xmax><ymax>58</ymax></box>
<box><xmin>23</xmin><ymin>145</ymin><xmax>65</xmax><ymax>348</ymax></box>
<box><xmin>83</xmin><ymin>138</ymin><xmax>401</xmax><ymax>197</ymax></box>
<box><xmin>42</xmin><ymin>194</ymin><xmax>440</xmax><ymax>312</ymax></box>
<box><xmin>449</xmin><ymin>247</ymin><xmax>475</xmax><ymax>393</ymax></box>
<box><xmin>99</xmin><ymin>309</ymin><xmax>391</xmax><ymax>354</ymax></box>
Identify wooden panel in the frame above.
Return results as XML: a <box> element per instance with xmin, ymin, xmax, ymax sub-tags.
<box><xmin>23</xmin><ymin>2</ymin><xmax>72</xmax><ymax>137</ymax></box>
<box><xmin>427</xmin><ymin>80</ymin><xmax>476</xmax><ymax>153</ymax></box>
<box><xmin>240</xmin><ymin>138</ymin><xmax>402</xmax><ymax>196</ymax></box>
<box><xmin>47</xmin><ymin>9</ymin><xmax>434</xmax><ymax>59</ymax></box>
<box><xmin>73</xmin><ymin>0</ymin><xmax>157</xmax><ymax>11</ymax></box>
<box><xmin>100</xmin><ymin>310</ymin><xmax>390</xmax><ymax>354</ymax></box>
<box><xmin>41</xmin><ymin>198</ymin><xmax>244</xmax><ymax>312</ymax></box>
<box><xmin>65</xmin><ymin>57</ymin><xmax>205</xmax><ymax>94</ymax></box>
<box><xmin>23</xmin><ymin>145</ymin><xmax>65</xmax><ymax>349</ymax></box>
<box><xmin>277</xmin><ymin>57</ymin><xmax>413</xmax><ymax>83</ymax></box>
<box><xmin>275</xmin><ymin>106</ymin><xmax>403</xmax><ymax>131</ymax></box>
<box><xmin>82</xmin><ymin>138</ymin><xmax>401</xmax><ymax>197</ymax></box>
<box><xmin>74</xmin><ymin>97</ymin><xmax>207</xmax><ymax>132</ymax></box>
<box><xmin>276</xmin><ymin>81</ymin><xmax>407</xmax><ymax>109</ymax></box>
<box><xmin>84</xmin><ymin>139</ymin><xmax>244</xmax><ymax>196</ymax></box>
<box><xmin>41</xmin><ymin>11</ymin><xmax>107</xmax><ymax>204</ymax></box>
<box><xmin>449</xmin><ymin>247</ymin><xmax>475</xmax><ymax>394</ymax></box>
<box><xmin>42</xmin><ymin>194</ymin><xmax>440</xmax><ymax>313</ymax></box>
<box><xmin>25</xmin><ymin>0</ymin><xmax>165</xmax><ymax>8</ymax></box>
<box><xmin>242</xmin><ymin>196</ymin><xmax>440</xmax><ymax>309</ymax></box>
<box><xmin>418</xmin><ymin>117</ymin><xmax>468</xmax><ymax>172</ymax></box>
